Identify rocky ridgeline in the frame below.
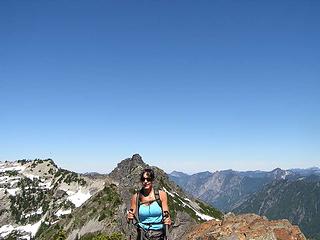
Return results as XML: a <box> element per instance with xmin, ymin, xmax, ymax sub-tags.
<box><xmin>169</xmin><ymin>168</ymin><xmax>295</xmax><ymax>212</ymax></box>
<box><xmin>184</xmin><ymin>213</ymin><xmax>306</xmax><ymax>240</ymax></box>
<box><xmin>0</xmin><ymin>159</ymin><xmax>106</xmax><ymax>239</ymax></box>
<box><xmin>0</xmin><ymin>155</ymin><xmax>308</xmax><ymax>240</ymax></box>
<box><xmin>36</xmin><ymin>154</ymin><xmax>222</xmax><ymax>240</ymax></box>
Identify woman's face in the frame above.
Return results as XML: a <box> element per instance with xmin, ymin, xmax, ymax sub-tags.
<box><xmin>141</xmin><ymin>172</ymin><xmax>153</xmax><ymax>189</ymax></box>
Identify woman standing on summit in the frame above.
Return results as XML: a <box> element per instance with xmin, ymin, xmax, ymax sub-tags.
<box><xmin>127</xmin><ymin>168</ymin><xmax>172</xmax><ymax>240</ymax></box>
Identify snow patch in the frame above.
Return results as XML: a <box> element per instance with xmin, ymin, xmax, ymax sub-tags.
<box><xmin>16</xmin><ymin>219</ymin><xmax>42</xmax><ymax>237</ymax></box>
<box><xmin>0</xmin><ymin>218</ymin><xmax>42</xmax><ymax>239</ymax></box>
<box><xmin>0</xmin><ymin>176</ymin><xmax>8</xmax><ymax>181</ymax></box>
<box><xmin>51</xmin><ymin>220</ymin><xmax>59</xmax><ymax>225</ymax></box>
<box><xmin>162</xmin><ymin>187</ymin><xmax>214</xmax><ymax>221</ymax></box>
<box><xmin>162</xmin><ymin>187</ymin><xmax>174</xmax><ymax>197</ymax></box>
<box><xmin>10</xmin><ymin>179</ymin><xmax>20</xmax><ymax>186</ymax></box>
<box><xmin>0</xmin><ymin>165</ymin><xmax>26</xmax><ymax>173</ymax></box>
<box><xmin>67</xmin><ymin>189</ymin><xmax>91</xmax><ymax>207</ymax></box>
<box><xmin>281</xmin><ymin>170</ymin><xmax>290</xmax><ymax>179</ymax></box>
<box><xmin>0</xmin><ymin>225</ymin><xmax>15</xmax><ymax>238</ymax></box>
<box><xmin>55</xmin><ymin>209</ymin><xmax>72</xmax><ymax>217</ymax></box>
<box><xmin>7</xmin><ymin>188</ymin><xmax>19</xmax><ymax>196</ymax></box>
<box><xmin>24</xmin><ymin>207</ymin><xmax>43</xmax><ymax>218</ymax></box>
<box><xmin>194</xmin><ymin>210</ymin><xmax>214</xmax><ymax>221</ymax></box>
<box><xmin>23</xmin><ymin>173</ymin><xmax>39</xmax><ymax>180</ymax></box>
<box><xmin>39</xmin><ymin>180</ymin><xmax>53</xmax><ymax>189</ymax></box>
<box><xmin>0</xmin><ymin>176</ymin><xmax>20</xmax><ymax>185</ymax></box>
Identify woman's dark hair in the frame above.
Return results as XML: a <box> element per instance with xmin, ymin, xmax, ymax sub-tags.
<box><xmin>140</xmin><ymin>168</ymin><xmax>155</xmax><ymax>182</ymax></box>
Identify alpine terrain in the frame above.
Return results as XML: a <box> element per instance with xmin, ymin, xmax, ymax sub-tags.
<box><xmin>169</xmin><ymin>168</ymin><xmax>295</xmax><ymax>212</ymax></box>
<box><xmin>0</xmin><ymin>155</ymin><xmax>222</xmax><ymax>239</ymax></box>
<box><xmin>233</xmin><ymin>175</ymin><xmax>320</xmax><ymax>240</ymax></box>
<box><xmin>169</xmin><ymin>168</ymin><xmax>320</xmax><ymax>239</ymax></box>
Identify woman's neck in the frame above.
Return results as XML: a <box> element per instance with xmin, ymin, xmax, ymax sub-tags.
<box><xmin>141</xmin><ymin>187</ymin><xmax>152</xmax><ymax>197</ymax></box>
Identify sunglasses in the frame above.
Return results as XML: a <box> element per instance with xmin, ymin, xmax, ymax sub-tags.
<box><xmin>140</xmin><ymin>177</ymin><xmax>153</xmax><ymax>182</ymax></box>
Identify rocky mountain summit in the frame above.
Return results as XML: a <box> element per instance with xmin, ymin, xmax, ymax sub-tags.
<box><xmin>106</xmin><ymin>154</ymin><xmax>222</xmax><ymax>240</ymax></box>
<box><xmin>184</xmin><ymin>213</ymin><xmax>306</xmax><ymax>240</ymax></box>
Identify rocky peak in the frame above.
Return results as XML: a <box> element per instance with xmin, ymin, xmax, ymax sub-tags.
<box><xmin>109</xmin><ymin>154</ymin><xmax>147</xmax><ymax>183</ymax></box>
<box><xmin>131</xmin><ymin>153</ymin><xmax>144</xmax><ymax>163</ymax></box>
<box><xmin>184</xmin><ymin>213</ymin><xmax>306</xmax><ymax>240</ymax></box>
<box><xmin>170</xmin><ymin>171</ymin><xmax>189</xmax><ymax>177</ymax></box>
<box><xmin>270</xmin><ymin>168</ymin><xmax>288</xmax><ymax>180</ymax></box>
<box><xmin>271</xmin><ymin>168</ymin><xmax>282</xmax><ymax>174</ymax></box>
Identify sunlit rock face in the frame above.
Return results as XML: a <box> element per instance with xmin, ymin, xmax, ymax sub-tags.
<box><xmin>183</xmin><ymin>213</ymin><xmax>306</xmax><ymax>240</ymax></box>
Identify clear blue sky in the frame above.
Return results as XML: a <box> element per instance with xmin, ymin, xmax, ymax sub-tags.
<box><xmin>1</xmin><ymin>0</ymin><xmax>319</xmax><ymax>173</ymax></box>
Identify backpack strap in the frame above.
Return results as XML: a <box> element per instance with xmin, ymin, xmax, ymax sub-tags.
<box><xmin>154</xmin><ymin>188</ymin><xmax>162</xmax><ymax>210</ymax></box>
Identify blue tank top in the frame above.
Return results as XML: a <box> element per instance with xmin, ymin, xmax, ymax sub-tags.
<box><xmin>138</xmin><ymin>201</ymin><xmax>163</xmax><ymax>230</ymax></box>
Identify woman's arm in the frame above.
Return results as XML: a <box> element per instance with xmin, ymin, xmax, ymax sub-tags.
<box><xmin>127</xmin><ymin>193</ymin><xmax>137</xmax><ymax>220</ymax></box>
<box><xmin>159</xmin><ymin>190</ymin><xmax>172</xmax><ymax>225</ymax></box>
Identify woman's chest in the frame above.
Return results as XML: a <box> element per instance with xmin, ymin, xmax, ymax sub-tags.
<box><xmin>139</xmin><ymin>201</ymin><xmax>162</xmax><ymax>218</ymax></box>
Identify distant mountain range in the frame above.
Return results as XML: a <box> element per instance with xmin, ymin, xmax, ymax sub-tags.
<box><xmin>169</xmin><ymin>168</ymin><xmax>294</xmax><ymax>211</ymax></box>
<box><xmin>169</xmin><ymin>167</ymin><xmax>320</xmax><ymax>240</ymax></box>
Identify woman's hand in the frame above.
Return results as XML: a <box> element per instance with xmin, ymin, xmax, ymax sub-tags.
<box><xmin>163</xmin><ymin>211</ymin><xmax>172</xmax><ymax>225</ymax></box>
<box><xmin>127</xmin><ymin>208</ymin><xmax>135</xmax><ymax>221</ymax></box>
<box><xmin>128</xmin><ymin>193</ymin><xmax>137</xmax><ymax>222</ymax></box>
<box><xmin>160</xmin><ymin>191</ymin><xmax>172</xmax><ymax>225</ymax></box>
<box><xmin>164</xmin><ymin>216</ymin><xmax>172</xmax><ymax>225</ymax></box>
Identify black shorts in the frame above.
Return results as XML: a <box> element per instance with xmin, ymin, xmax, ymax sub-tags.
<box><xmin>137</xmin><ymin>229</ymin><xmax>164</xmax><ymax>240</ymax></box>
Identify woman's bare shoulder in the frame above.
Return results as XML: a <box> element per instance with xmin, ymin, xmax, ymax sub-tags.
<box><xmin>159</xmin><ymin>189</ymin><xmax>168</xmax><ymax>199</ymax></box>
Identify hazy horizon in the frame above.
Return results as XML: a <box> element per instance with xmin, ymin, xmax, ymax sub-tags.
<box><xmin>1</xmin><ymin>154</ymin><xmax>319</xmax><ymax>175</ymax></box>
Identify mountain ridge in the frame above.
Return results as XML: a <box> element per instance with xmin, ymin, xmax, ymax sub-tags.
<box><xmin>1</xmin><ymin>155</ymin><xmax>223</xmax><ymax>239</ymax></box>
<box><xmin>169</xmin><ymin>167</ymin><xmax>320</xmax><ymax>240</ymax></box>
<box><xmin>0</xmin><ymin>156</ymin><xmax>312</xmax><ymax>239</ymax></box>
<box><xmin>233</xmin><ymin>175</ymin><xmax>320</xmax><ymax>240</ymax></box>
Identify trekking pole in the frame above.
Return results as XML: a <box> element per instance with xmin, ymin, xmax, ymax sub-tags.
<box><xmin>163</xmin><ymin>211</ymin><xmax>170</xmax><ymax>240</ymax></box>
<box><xmin>127</xmin><ymin>208</ymin><xmax>135</xmax><ymax>240</ymax></box>
<box><xmin>128</xmin><ymin>208</ymin><xmax>148</xmax><ymax>240</ymax></box>
<box><xmin>164</xmin><ymin>224</ymin><xmax>169</xmax><ymax>240</ymax></box>
<box><xmin>128</xmin><ymin>219</ymin><xmax>133</xmax><ymax>240</ymax></box>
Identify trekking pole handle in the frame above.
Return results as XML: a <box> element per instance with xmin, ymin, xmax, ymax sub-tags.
<box><xmin>127</xmin><ymin>209</ymin><xmax>134</xmax><ymax>224</ymax></box>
